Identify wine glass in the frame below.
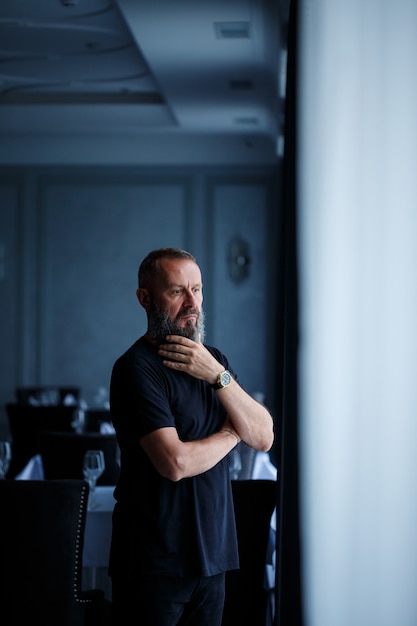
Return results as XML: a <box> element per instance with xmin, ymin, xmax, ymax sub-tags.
<box><xmin>82</xmin><ymin>449</ymin><xmax>105</xmax><ymax>509</ymax></box>
<box><xmin>71</xmin><ymin>399</ymin><xmax>87</xmax><ymax>433</ymax></box>
<box><xmin>0</xmin><ymin>441</ymin><xmax>12</xmax><ymax>479</ymax></box>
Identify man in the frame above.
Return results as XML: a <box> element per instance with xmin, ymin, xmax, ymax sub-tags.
<box><xmin>109</xmin><ymin>247</ymin><xmax>274</xmax><ymax>626</ymax></box>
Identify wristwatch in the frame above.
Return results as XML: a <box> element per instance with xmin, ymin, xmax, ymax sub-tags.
<box><xmin>211</xmin><ymin>370</ymin><xmax>232</xmax><ymax>390</ymax></box>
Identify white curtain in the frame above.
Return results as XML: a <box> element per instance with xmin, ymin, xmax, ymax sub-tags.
<box><xmin>297</xmin><ymin>1</ymin><xmax>417</xmax><ymax>625</ymax></box>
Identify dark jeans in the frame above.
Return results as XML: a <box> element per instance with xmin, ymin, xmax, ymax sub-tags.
<box><xmin>111</xmin><ymin>571</ymin><xmax>226</xmax><ymax>626</ymax></box>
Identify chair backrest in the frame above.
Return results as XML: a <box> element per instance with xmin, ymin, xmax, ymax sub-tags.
<box><xmin>5</xmin><ymin>402</ymin><xmax>76</xmax><ymax>478</ymax></box>
<box><xmin>84</xmin><ymin>408</ymin><xmax>113</xmax><ymax>433</ymax></box>
<box><xmin>222</xmin><ymin>479</ymin><xmax>277</xmax><ymax>626</ymax></box>
<box><xmin>0</xmin><ymin>479</ymin><xmax>103</xmax><ymax>626</ymax></box>
<box><xmin>39</xmin><ymin>430</ymin><xmax>120</xmax><ymax>485</ymax></box>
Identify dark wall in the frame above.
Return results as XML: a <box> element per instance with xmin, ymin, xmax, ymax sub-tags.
<box><xmin>0</xmin><ymin>164</ymin><xmax>282</xmax><ymax>437</ymax></box>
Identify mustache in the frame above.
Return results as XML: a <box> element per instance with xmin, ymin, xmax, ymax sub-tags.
<box><xmin>176</xmin><ymin>309</ymin><xmax>199</xmax><ymax>321</ymax></box>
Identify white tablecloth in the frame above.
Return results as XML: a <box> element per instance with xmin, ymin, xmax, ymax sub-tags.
<box><xmin>15</xmin><ymin>454</ymin><xmax>45</xmax><ymax>480</ymax></box>
<box><xmin>82</xmin><ymin>486</ymin><xmax>115</xmax><ymax>598</ymax></box>
<box><xmin>83</xmin><ymin>486</ymin><xmax>115</xmax><ymax>568</ymax></box>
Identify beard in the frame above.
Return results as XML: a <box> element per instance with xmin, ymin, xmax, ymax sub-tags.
<box><xmin>147</xmin><ymin>304</ymin><xmax>206</xmax><ymax>345</ymax></box>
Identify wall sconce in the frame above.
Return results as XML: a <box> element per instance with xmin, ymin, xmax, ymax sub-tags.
<box><xmin>228</xmin><ymin>237</ymin><xmax>251</xmax><ymax>283</ymax></box>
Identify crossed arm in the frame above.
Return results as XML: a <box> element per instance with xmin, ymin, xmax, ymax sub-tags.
<box><xmin>140</xmin><ymin>335</ymin><xmax>275</xmax><ymax>481</ymax></box>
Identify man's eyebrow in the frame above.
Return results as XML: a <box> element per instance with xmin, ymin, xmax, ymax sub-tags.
<box><xmin>167</xmin><ymin>282</ymin><xmax>202</xmax><ymax>289</ymax></box>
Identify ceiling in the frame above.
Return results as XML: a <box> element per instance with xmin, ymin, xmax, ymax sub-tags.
<box><xmin>0</xmin><ymin>0</ymin><xmax>290</xmax><ymax>165</ymax></box>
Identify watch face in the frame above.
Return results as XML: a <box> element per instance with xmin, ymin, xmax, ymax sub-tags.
<box><xmin>220</xmin><ymin>370</ymin><xmax>231</xmax><ymax>387</ymax></box>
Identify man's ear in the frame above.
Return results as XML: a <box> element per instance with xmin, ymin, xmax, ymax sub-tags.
<box><xmin>137</xmin><ymin>287</ymin><xmax>151</xmax><ymax>310</ymax></box>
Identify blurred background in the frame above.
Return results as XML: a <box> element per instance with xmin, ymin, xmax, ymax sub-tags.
<box><xmin>0</xmin><ymin>0</ymin><xmax>290</xmax><ymax>444</ymax></box>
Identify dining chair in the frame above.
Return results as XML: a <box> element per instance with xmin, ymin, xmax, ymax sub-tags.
<box><xmin>0</xmin><ymin>479</ymin><xmax>105</xmax><ymax>626</ymax></box>
<box><xmin>39</xmin><ymin>430</ymin><xmax>120</xmax><ymax>485</ymax></box>
<box><xmin>222</xmin><ymin>479</ymin><xmax>277</xmax><ymax>626</ymax></box>
<box><xmin>5</xmin><ymin>402</ymin><xmax>76</xmax><ymax>478</ymax></box>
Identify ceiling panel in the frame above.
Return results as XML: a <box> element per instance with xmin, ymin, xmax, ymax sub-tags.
<box><xmin>0</xmin><ymin>0</ymin><xmax>290</xmax><ymax>164</ymax></box>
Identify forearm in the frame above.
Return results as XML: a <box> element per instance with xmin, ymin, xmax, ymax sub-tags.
<box><xmin>215</xmin><ymin>378</ymin><xmax>274</xmax><ymax>451</ymax></box>
<box><xmin>174</xmin><ymin>428</ymin><xmax>240</xmax><ymax>481</ymax></box>
<box><xmin>140</xmin><ymin>425</ymin><xmax>241</xmax><ymax>482</ymax></box>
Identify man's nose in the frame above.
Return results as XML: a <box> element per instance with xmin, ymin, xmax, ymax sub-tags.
<box><xmin>184</xmin><ymin>290</ymin><xmax>198</xmax><ymax>306</ymax></box>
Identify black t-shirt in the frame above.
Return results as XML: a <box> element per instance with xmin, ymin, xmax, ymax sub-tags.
<box><xmin>109</xmin><ymin>336</ymin><xmax>239</xmax><ymax>578</ymax></box>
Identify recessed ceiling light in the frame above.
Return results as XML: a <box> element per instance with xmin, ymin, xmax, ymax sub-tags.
<box><xmin>214</xmin><ymin>21</ymin><xmax>251</xmax><ymax>39</ymax></box>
